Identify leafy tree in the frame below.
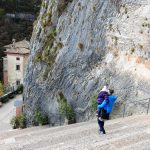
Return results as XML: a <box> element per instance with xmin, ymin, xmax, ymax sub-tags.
<box><xmin>0</xmin><ymin>82</ymin><xmax>4</xmax><ymax>96</ymax></box>
<box><xmin>0</xmin><ymin>0</ymin><xmax>41</xmax><ymax>13</ymax></box>
<box><xmin>0</xmin><ymin>0</ymin><xmax>41</xmax><ymax>81</ymax></box>
<box><xmin>0</xmin><ymin>8</ymin><xmax>6</xmax><ymax>17</ymax></box>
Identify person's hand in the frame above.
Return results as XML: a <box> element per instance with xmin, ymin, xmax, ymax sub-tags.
<box><xmin>99</xmin><ymin>117</ymin><xmax>102</xmax><ymax>121</ymax></box>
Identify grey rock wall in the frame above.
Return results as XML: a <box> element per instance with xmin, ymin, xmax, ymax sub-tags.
<box><xmin>24</xmin><ymin>0</ymin><xmax>150</xmax><ymax>126</ymax></box>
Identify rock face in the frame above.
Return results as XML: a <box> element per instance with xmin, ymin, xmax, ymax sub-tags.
<box><xmin>24</xmin><ymin>0</ymin><xmax>150</xmax><ymax>125</ymax></box>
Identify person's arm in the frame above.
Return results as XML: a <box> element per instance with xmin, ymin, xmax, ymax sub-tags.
<box><xmin>98</xmin><ymin>100</ymin><xmax>107</xmax><ymax>109</ymax></box>
<box><xmin>104</xmin><ymin>92</ymin><xmax>109</xmax><ymax>103</ymax></box>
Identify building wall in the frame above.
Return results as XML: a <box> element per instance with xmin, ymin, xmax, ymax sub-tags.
<box><xmin>23</xmin><ymin>54</ymin><xmax>29</xmax><ymax>76</ymax></box>
<box><xmin>3</xmin><ymin>57</ymin><xmax>8</xmax><ymax>86</ymax></box>
<box><xmin>7</xmin><ymin>53</ymin><xmax>29</xmax><ymax>88</ymax></box>
<box><xmin>3</xmin><ymin>71</ymin><xmax>8</xmax><ymax>86</ymax></box>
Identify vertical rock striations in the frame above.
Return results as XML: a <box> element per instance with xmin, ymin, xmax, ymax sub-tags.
<box><xmin>24</xmin><ymin>0</ymin><xmax>150</xmax><ymax>125</ymax></box>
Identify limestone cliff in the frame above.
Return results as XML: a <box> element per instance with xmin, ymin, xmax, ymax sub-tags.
<box><xmin>24</xmin><ymin>0</ymin><xmax>150</xmax><ymax>125</ymax></box>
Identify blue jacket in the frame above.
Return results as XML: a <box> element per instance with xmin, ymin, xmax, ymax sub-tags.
<box><xmin>98</xmin><ymin>95</ymin><xmax>117</xmax><ymax>113</ymax></box>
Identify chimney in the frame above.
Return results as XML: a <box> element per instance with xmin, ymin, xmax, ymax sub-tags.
<box><xmin>12</xmin><ymin>39</ymin><xmax>16</xmax><ymax>48</ymax></box>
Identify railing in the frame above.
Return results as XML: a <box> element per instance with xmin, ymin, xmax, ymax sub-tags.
<box><xmin>4</xmin><ymin>83</ymin><xmax>18</xmax><ymax>94</ymax></box>
<box><xmin>25</xmin><ymin>96</ymin><xmax>150</xmax><ymax>127</ymax></box>
<box><xmin>0</xmin><ymin>83</ymin><xmax>18</xmax><ymax>103</ymax></box>
<box><xmin>48</xmin><ymin>97</ymin><xmax>150</xmax><ymax>126</ymax></box>
<box><xmin>121</xmin><ymin>98</ymin><xmax>150</xmax><ymax>118</ymax></box>
<box><xmin>23</xmin><ymin>87</ymin><xmax>150</xmax><ymax>127</ymax></box>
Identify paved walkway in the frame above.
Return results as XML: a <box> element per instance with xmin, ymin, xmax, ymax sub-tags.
<box><xmin>0</xmin><ymin>94</ymin><xmax>22</xmax><ymax>133</ymax></box>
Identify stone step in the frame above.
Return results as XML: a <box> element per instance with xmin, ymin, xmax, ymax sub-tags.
<box><xmin>0</xmin><ymin>120</ymin><xmax>96</xmax><ymax>141</ymax></box>
<box><xmin>93</xmin><ymin>130</ymin><xmax>150</xmax><ymax>150</ymax></box>
<box><xmin>0</xmin><ymin>125</ymin><xmax>50</xmax><ymax>140</ymax></box>
<box><xmin>0</xmin><ymin>115</ymin><xmax>149</xmax><ymax>150</ymax></box>
<box><xmin>58</xmin><ymin>121</ymin><xmax>150</xmax><ymax>150</ymax></box>
<box><xmin>120</xmin><ymin>139</ymin><xmax>150</xmax><ymax>150</ymax></box>
<box><xmin>0</xmin><ymin>118</ymin><xmax>143</xmax><ymax>146</ymax></box>
<box><xmin>31</xmin><ymin>122</ymin><xmax>150</xmax><ymax>150</ymax></box>
<box><xmin>0</xmin><ymin>117</ymin><xmax>98</xmax><ymax>140</ymax></box>
<box><xmin>14</xmin><ymin>115</ymin><xmax>150</xmax><ymax>143</ymax></box>
<box><xmin>0</xmin><ymin>114</ymin><xmax>147</xmax><ymax>141</ymax></box>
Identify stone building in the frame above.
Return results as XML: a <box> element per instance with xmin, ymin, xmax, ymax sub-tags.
<box><xmin>3</xmin><ymin>39</ymin><xmax>30</xmax><ymax>89</ymax></box>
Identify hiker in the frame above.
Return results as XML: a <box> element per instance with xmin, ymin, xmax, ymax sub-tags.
<box><xmin>96</xmin><ymin>85</ymin><xmax>110</xmax><ymax>120</ymax></box>
<box><xmin>97</xmin><ymin>89</ymin><xmax>117</xmax><ymax>134</ymax></box>
<box><xmin>96</xmin><ymin>85</ymin><xmax>110</xmax><ymax>134</ymax></box>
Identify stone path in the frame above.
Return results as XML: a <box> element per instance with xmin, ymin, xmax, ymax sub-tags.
<box><xmin>0</xmin><ymin>94</ymin><xmax>22</xmax><ymax>133</ymax></box>
<box><xmin>0</xmin><ymin>114</ymin><xmax>150</xmax><ymax>150</ymax></box>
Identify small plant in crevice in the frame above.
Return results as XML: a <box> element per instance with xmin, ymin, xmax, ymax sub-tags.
<box><xmin>57</xmin><ymin>92</ymin><xmax>75</xmax><ymax>124</ymax></box>
<box><xmin>109</xmin><ymin>24</ymin><xmax>113</xmax><ymax>31</ymax></box>
<box><xmin>110</xmin><ymin>0</ymin><xmax>122</xmax><ymax>12</ymax></box>
<box><xmin>112</xmin><ymin>36</ymin><xmax>118</xmax><ymax>45</ymax></box>
<box><xmin>32</xmin><ymin>51</ymin><xmax>43</xmax><ymax>64</ymax></box>
<box><xmin>139</xmin><ymin>44</ymin><xmax>143</xmax><ymax>49</ymax></box>
<box><xmin>124</xmin><ymin>7</ymin><xmax>128</xmax><ymax>14</ymax></box>
<box><xmin>92</xmin><ymin>4</ymin><xmax>96</xmax><ymax>12</ymax></box>
<box><xmin>43</xmin><ymin>67</ymin><xmax>51</xmax><ymax>81</ymax></box>
<box><xmin>77</xmin><ymin>2</ymin><xmax>81</xmax><ymax>10</ymax></box>
<box><xmin>140</xmin><ymin>30</ymin><xmax>143</xmax><ymax>34</ymax></box>
<box><xmin>113</xmin><ymin>51</ymin><xmax>119</xmax><ymax>57</ymax></box>
<box><xmin>77</xmin><ymin>42</ymin><xmax>84</xmax><ymax>51</ymax></box>
<box><xmin>130</xmin><ymin>48</ymin><xmax>135</xmax><ymax>54</ymax></box>
<box><xmin>57</xmin><ymin>0</ymin><xmax>73</xmax><ymax>16</ymax></box>
<box><xmin>144</xmin><ymin>17</ymin><xmax>148</xmax><ymax>21</ymax></box>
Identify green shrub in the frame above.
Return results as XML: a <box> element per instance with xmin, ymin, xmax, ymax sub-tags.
<box><xmin>10</xmin><ymin>116</ymin><xmax>19</xmax><ymax>129</ymax></box>
<box><xmin>35</xmin><ymin>109</ymin><xmax>48</xmax><ymax>126</ymax></box>
<box><xmin>90</xmin><ymin>87</ymin><xmax>102</xmax><ymax>112</ymax></box>
<box><xmin>10</xmin><ymin>114</ymin><xmax>26</xmax><ymax>129</ymax></box>
<box><xmin>18</xmin><ymin>114</ymin><xmax>27</xmax><ymax>128</ymax></box>
<box><xmin>17</xmin><ymin>84</ymin><xmax>23</xmax><ymax>94</ymax></box>
<box><xmin>0</xmin><ymin>82</ymin><xmax>4</xmax><ymax>96</ymax></box>
<box><xmin>57</xmin><ymin>92</ymin><xmax>75</xmax><ymax>124</ymax></box>
<box><xmin>90</xmin><ymin>93</ymin><xmax>98</xmax><ymax>112</ymax></box>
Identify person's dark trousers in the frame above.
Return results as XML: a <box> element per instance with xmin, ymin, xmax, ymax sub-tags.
<box><xmin>98</xmin><ymin>119</ymin><xmax>106</xmax><ymax>134</ymax></box>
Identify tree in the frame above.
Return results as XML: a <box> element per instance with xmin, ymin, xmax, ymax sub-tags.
<box><xmin>0</xmin><ymin>82</ymin><xmax>4</xmax><ymax>96</ymax></box>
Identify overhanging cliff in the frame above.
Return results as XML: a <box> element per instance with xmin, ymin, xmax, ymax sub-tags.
<box><xmin>24</xmin><ymin>0</ymin><xmax>150</xmax><ymax>125</ymax></box>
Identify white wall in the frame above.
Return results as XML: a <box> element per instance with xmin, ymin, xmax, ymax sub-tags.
<box><xmin>7</xmin><ymin>54</ymin><xmax>25</xmax><ymax>87</ymax></box>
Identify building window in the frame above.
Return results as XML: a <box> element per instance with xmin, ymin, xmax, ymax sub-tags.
<box><xmin>16</xmin><ymin>65</ymin><xmax>20</xmax><ymax>70</ymax></box>
<box><xmin>16</xmin><ymin>57</ymin><xmax>20</xmax><ymax>60</ymax></box>
<box><xmin>16</xmin><ymin>80</ymin><xmax>20</xmax><ymax>85</ymax></box>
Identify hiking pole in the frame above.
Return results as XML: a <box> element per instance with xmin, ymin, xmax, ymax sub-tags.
<box><xmin>146</xmin><ymin>98</ymin><xmax>150</xmax><ymax>115</ymax></box>
<box><xmin>123</xmin><ymin>104</ymin><xmax>126</xmax><ymax>118</ymax></box>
